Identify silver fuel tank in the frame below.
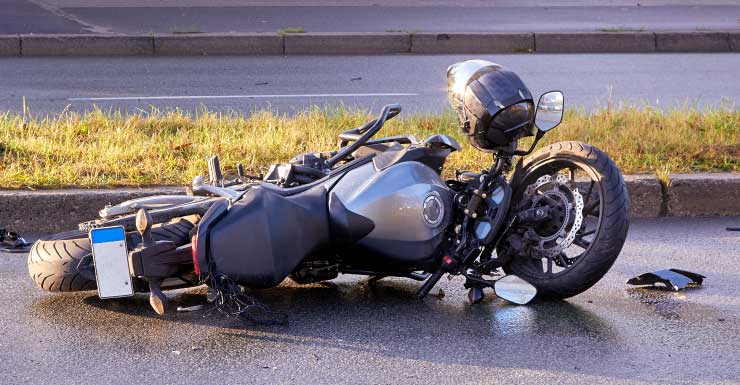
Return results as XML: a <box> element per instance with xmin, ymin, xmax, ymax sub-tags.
<box><xmin>328</xmin><ymin>160</ymin><xmax>453</xmax><ymax>264</ymax></box>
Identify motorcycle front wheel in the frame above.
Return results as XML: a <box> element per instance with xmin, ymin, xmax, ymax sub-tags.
<box><xmin>500</xmin><ymin>141</ymin><xmax>630</xmax><ymax>299</ymax></box>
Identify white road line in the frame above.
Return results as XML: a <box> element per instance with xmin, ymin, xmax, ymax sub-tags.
<box><xmin>68</xmin><ymin>93</ymin><xmax>419</xmax><ymax>101</ymax></box>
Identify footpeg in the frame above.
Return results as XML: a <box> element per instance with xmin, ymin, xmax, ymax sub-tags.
<box><xmin>128</xmin><ymin>209</ymin><xmax>181</xmax><ymax>316</ymax></box>
<box><xmin>148</xmin><ymin>278</ymin><xmax>168</xmax><ymax>316</ymax></box>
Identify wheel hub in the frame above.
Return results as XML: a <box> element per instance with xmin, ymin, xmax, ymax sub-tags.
<box><xmin>522</xmin><ymin>174</ymin><xmax>584</xmax><ymax>258</ymax></box>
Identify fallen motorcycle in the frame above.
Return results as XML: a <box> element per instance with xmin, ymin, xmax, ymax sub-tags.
<box><xmin>28</xmin><ymin>60</ymin><xmax>630</xmax><ymax>316</ymax></box>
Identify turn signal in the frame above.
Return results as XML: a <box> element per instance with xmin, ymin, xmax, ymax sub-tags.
<box><xmin>191</xmin><ymin>233</ymin><xmax>200</xmax><ymax>276</ymax></box>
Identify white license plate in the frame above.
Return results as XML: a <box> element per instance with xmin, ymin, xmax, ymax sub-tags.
<box><xmin>90</xmin><ymin>226</ymin><xmax>134</xmax><ymax>299</ymax></box>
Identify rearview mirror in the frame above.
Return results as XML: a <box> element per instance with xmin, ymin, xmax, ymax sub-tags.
<box><xmin>534</xmin><ymin>91</ymin><xmax>564</xmax><ymax>132</ymax></box>
<box><xmin>494</xmin><ymin>275</ymin><xmax>537</xmax><ymax>305</ymax></box>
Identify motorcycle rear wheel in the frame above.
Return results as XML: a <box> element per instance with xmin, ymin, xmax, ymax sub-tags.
<box><xmin>27</xmin><ymin>219</ymin><xmax>195</xmax><ymax>292</ymax></box>
<box><xmin>501</xmin><ymin>141</ymin><xmax>630</xmax><ymax>299</ymax></box>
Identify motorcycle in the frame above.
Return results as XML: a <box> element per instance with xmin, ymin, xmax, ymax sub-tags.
<box><xmin>28</xmin><ymin>60</ymin><xmax>630</xmax><ymax>318</ymax></box>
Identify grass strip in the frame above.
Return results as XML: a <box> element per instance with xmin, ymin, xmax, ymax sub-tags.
<box><xmin>1</xmin><ymin>105</ymin><xmax>738</xmax><ymax>189</ymax></box>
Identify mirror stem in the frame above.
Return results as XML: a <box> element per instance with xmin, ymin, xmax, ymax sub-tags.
<box><xmin>511</xmin><ymin>131</ymin><xmax>544</xmax><ymax>157</ymax></box>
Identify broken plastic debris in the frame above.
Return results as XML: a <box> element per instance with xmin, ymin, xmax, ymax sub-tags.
<box><xmin>0</xmin><ymin>229</ymin><xmax>31</xmax><ymax>253</ymax></box>
<box><xmin>626</xmin><ymin>269</ymin><xmax>705</xmax><ymax>291</ymax></box>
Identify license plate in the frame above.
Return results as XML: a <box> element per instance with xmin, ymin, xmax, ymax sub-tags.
<box><xmin>90</xmin><ymin>226</ymin><xmax>133</xmax><ymax>299</ymax></box>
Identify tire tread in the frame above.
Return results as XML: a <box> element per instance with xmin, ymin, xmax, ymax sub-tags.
<box><xmin>505</xmin><ymin>141</ymin><xmax>630</xmax><ymax>298</ymax></box>
<box><xmin>28</xmin><ymin>219</ymin><xmax>195</xmax><ymax>292</ymax></box>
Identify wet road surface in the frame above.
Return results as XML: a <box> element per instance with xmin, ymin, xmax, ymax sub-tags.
<box><xmin>1</xmin><ymin>216</ymin><xmax>740</xmax><ymax>384</ymax></box>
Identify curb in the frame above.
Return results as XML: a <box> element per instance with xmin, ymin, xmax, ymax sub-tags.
<box><xmin>411</xmin><ymin>33</ymin><xmax>533</xmax><ymax>54</ymax></box>
<box><xmin>656</xmin><ymin>32</ymin><xmax>731</xmax><ymax>52</ymax></box>
<box><xmin>154</xmin><ymin>33</ymin><xmax>282</xmax><ymax>56</ymax></box>
<box><xmin>0</xmin><ymin>35</ymin><xmax>20</xmax><ymax>56</ymax></box>
<box><xmin>623</xmin><ymin>175</ymin><xmax>664</xmax><ymax>218</ymax></box>
<box><xmin>666</xmin><ymin>173</ymin><xmax>740</xmax><ymax>217</ymax></box>
<box><xmin>0</xmin><ymin>187</ymin><xmax>185</xmax><ymax>234</ymax></box>
<box><xmin>535</xmin><ymin>32</ymin><xmax>655</xmax><ymax>53</ymax></box>
<box><xmin>2</xmin><ymin>174</ymin><xmax>739</xmax><ymax>234</ymax></box>
<box><xmin>285</xmin><ymin>32</ymin><xmax>410</xmax><ymax>54</ymax></box>
<box><xmin>1</xmin><ymin>31</ymin><xmax>739</xmax><ymax>56</ymax></box>
<box><xmin>22</xmin><ymin>34</ymin><xmax>154</xmax><ymax>56</ymax></box>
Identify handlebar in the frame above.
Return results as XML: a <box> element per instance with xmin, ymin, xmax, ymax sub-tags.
<box><xmin>327</xmin><ymin>104</ymin><xmax>402</xmax><ymax>167</ymax></box>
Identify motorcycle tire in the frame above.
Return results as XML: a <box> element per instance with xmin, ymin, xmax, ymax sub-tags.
<box><xmin>27</xmin><ymin>219</ymin><xmax>195</xmax><ymax>292</ymax></box>
<box><xmin>502</xmin><ymin>141</ymin><xmax>630</xmax><ymax>299</ymax></box>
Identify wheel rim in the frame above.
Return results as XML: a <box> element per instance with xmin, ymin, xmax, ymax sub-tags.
<box><xmin>511</xmin><ymin>157</ymin><xmax>605</xmax><ymax>279</ymax></box>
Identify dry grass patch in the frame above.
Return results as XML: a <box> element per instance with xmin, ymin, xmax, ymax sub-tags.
<box><xmin>1</xmin><ymin>105</ymin><xmax>738</xmax><ymax>189</ymax></box>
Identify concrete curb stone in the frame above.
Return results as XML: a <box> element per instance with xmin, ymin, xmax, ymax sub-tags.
<box><xmin>0</xmin><ymin>187</ymin><xmax>185</xmax><ymax>233</ymax></box>
<box><xmin>535</xmin><ymin>32</ymin><xmax>656</xmax><ymax>53</ymax></box>
<box><xmin>2</xmin><ymin>31</ymin><xmax>738</xmax><ymax>56</ymax></box>
<box><xmin>666</xmin><ymin>173</ymin><xmax>740</xmax><ymax>217</ymax></box>
<box><xmin>623</xmin><ymin>175</ymin><xmax>663</xmax><ymax>218</ymax></box>
<box><xmin>0</xmin><ymin>35</ymin><xmax>21</xmax><ymax>57</ymax></box>
<box><xmin>729</xmin><ymin>32</ymin><xmax>740</xmax><ymax>52</ymax></box>
<box><xmin>411</xmin><ymin>32</ymin><xmax>533</xmax><ymax>54</ymax></box>
<box><xmin>284</xmin><ymin>32</ymin><xmax>410</xmax><ymax>54</ymax></box>
<box><xmin>655</xmin><ymin>31</ymin><xmax>730</xmax><ymax>52</ymax></box>
<box><xmin>3</xmin><ymin>173</ymin><xmax>739</xmax><ymax>234</ymax></box>
<box><xmin>154</xmin><ymin>33</ymin><xmax>282</xmax><ymax>56</ymax></box>
<box><xmin>21</xmin><ymin>34</ymin><xmax>154</xmax><ymax>56</ymax></box>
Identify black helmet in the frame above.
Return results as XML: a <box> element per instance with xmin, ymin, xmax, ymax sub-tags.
<box><xmin>447</xmin><ymin>60</ymin><xmax>536</xmax><ymax>152</ymax></box>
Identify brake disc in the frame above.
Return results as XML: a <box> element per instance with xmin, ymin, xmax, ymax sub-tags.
<box><xmin>522</xmin><ymin>174</ymin><xmax>584</xmax><ymax>258</ymax></box>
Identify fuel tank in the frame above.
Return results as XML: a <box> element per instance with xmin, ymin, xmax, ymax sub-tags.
<box><xmin>328</xmin><ymin>161</ymin><xmax>453</xmax><ymax>265</ymax></box>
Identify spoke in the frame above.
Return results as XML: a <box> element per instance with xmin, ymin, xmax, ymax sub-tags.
<box><xmin>578</xmin><ymin>228</ymin><xmax>596</xmax><ymax>237</ymax></box>
<box><xmin>583</xmin><ymin>199</ymin><xmax>600</xmax><ymax>217</ymax></box>
<box><xmin>556</xmin><ymin>253</ymin><xmax>570</xmax><ymax>267</ymax></box>
<box><xmin>525</xmin><ymin>257</ymin><xmax>544</xmax><ymax>276</ymax></box>
<box><xmin>546</xmin><ymin>257</ymin><xmax>553</xmax><ymax>275</ymax></box>
<box><xmin>573</xmin><ymin>238</ymin><xmax>591</xmax><ymax>249</ymax></box>
<box><xmin>569</xmin><ymin>168</ymin><xmax>576</xmax><ymax>182</ymax></box>
<box><xmin>583</xmin><ymin>181</ymin><xmax>595</xmax><ymax>206</ymax></box>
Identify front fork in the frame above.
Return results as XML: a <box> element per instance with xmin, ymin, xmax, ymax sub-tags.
<box><xmin>417</xmin><ymin>156</ymin><xmax>512</xmax><ymax>299</ymax></box>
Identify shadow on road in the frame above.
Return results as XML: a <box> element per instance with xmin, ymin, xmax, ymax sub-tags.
<box><xmin>29</xmin><ymin>277</ymin><xmax>643</xmax><ymax>380</ymax></box>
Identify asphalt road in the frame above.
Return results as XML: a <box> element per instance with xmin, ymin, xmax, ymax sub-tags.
<box><xmin>53</xmin><ymin>5</ymin><xmax>740</xmax><ymax>34</ymax></box>
<box><xmin>2</xmin><ymin>0</ymin><xmax>87</xmax><ymax>34</ymax></box>
<box><xmin>6</xmin><ymin>0</ymin><xmax>740</xmax><ymax>34</ymax></box>
<box><xmin>1</xmin><ymin>53</ymin><xmax>739</xmax><ymax>116</ymax></box>
<box><xmin>1</xmin><ymin>216</ymin><xmax>739</xmax><ymax>384</ymax></box>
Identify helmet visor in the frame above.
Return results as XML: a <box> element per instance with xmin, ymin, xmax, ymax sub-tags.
<box><xmin>491</xmin><ymin>101</ymin><xmax>535</xmax><ymax>134</ymax></box>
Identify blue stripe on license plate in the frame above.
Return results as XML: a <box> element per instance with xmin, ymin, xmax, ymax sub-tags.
<box><xmin>90</xmin><ymin>227</ymin><xmax>125</xmax><ymax>244</ymax></box>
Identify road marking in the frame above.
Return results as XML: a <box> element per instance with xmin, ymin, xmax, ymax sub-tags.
<box><xmin>68</xmin><ymin>93</ymin><xmax>419</xmax><ymax>101</ymax></box>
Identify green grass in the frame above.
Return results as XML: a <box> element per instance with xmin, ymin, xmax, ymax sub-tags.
<box><xmin>277</xmin><ymin>28</ymin><xmax>305</xmax><ymax>35</ymax></box>
<box><xmin>0</xmin><ymin>105</ymin><xmax>738</xmax><ymax>189</ymax></box>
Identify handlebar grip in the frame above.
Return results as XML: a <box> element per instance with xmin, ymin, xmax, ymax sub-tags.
<box><xmin>417</xmin><ymin>268</ymin><xmax>445</xmax><ymax>299</ymax></box>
